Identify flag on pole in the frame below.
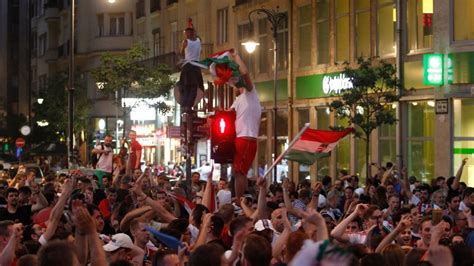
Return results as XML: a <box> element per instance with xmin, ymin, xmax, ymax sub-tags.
<box><xmin>166</xmin><ymin>192</ymin><xmax>196</xmax><ymax>215</ymax></box>
<box><xmin>200</xmin><ymin>49</ymin><xmax>245</xmax><ymax>87</ymax></box>
<box><xmin>284</xmin><ymin>128</ymin><xmax>353</xmax><ymax>165</ymax></box>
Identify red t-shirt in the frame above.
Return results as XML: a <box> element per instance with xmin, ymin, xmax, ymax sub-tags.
<box><xmin>130</xmin><ymin>140</ymin><xmax>142</xmax><ymax>169</ymax></box>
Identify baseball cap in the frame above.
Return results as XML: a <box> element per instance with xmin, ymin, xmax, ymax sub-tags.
<box><xmin>254</xmin><ymin>219</ymin><xmax>276</xmax><ymax>232</ymax></box>
<box><xmin>103</xmin><ymin>233</ymin><xmax>134</xmax><ymax>252</ymax></box>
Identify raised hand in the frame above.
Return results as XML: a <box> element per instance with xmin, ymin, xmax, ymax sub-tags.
<box><xmin>72</xmin><ymin>199</ymin><xmax>96</xmax><ymax>235</ymax></box>
<box><xmin>354</xmin><ymin>204</ymin><xmax>369</xmax><ymax>216</ymax></box>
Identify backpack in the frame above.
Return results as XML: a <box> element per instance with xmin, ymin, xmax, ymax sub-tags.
<box><xmin>91</xmin><ymin>143</ymin><xmax>104</xmax><ymax>169</ymax></box>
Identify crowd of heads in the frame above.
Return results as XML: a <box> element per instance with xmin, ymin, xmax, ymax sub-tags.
<box><xmin>0</xmin><ymin>160</ymin><xmax>472</xmax><ymax>266</ymax></box>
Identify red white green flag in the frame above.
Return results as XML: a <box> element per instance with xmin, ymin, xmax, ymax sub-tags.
<box><xmin>284</xmin><ymin>128</ymin><xmax>353</xmax><ymax>165</ymax></box>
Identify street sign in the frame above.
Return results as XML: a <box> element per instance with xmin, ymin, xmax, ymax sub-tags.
<box><xmin>424</xmin><ymin>54</ymin><xmax>444</xmax><ymax>85</ymax></box>
<box><xmin>15</xmin><ymin>138</ymin><xmax>25</xmax><ymax>148</ymax></box>
<box><xmin>168</xmin><ymin>126</ymin><xmax>181</xmax><ymax>138</ymax></box>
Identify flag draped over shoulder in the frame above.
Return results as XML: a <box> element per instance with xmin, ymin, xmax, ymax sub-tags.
<box><xmin>200</xmin><ymin>49</ymin><xmax>245</xmax><ymax>87</ymax></box>
<box><xmin>284</xmin><ymin>128</ymin><xmax>353</xmax><ymax>165</ymax></box>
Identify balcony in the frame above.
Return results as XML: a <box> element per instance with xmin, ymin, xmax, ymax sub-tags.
<box><xmin>141</xmin><ymin>52</ymin><xmax>180</xmax><ymax>72</ymax></box>
<box><xmin>89</xmin><ymin>35</ymin><xmax>133</xmax><ymax>53</ymax></box>
<box><xmin>44</xmin><ymin>48</ymin><xmax>58</xmax><ymax>62</ymax></box>
<box><xmin>44</xmin><ymin>7</ymin><xmax>59</xmax><ymax>23</ymax></box>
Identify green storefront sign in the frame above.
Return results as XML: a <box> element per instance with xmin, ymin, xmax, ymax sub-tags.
<box><xmin>423</xmin><ymin>54</ymin><xmax>444</xmax><ymax>85</ymax></box>
<box><xmin>296</xmin><ymin>72</ymin><xmax>353</xmax><ymax>99</ymax></box>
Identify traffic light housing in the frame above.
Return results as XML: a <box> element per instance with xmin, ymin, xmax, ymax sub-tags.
<box><xmin>191</xmin><ymin>114</ymin><xmax>208</xmax><ymax>142</ymax></box>
<box><xmin>210</xmin><ymin>111</ymin><xmax>236</xmax><ymax>163</ymax></box>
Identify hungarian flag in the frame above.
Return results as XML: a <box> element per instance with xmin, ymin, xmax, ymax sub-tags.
<box><xmin>166</xmin><ymin>192</ymin><xmax>196</xmax><ymax>215</ymax></box>
<box><xmin>284</xmin><ymin>128</ymin><xmax>353</xmax><ymax>165</ymax></box>
<box><xmin>200</xmin><ymin>49</ymin><xmax>245</xmax><ymax>87</ymax></box>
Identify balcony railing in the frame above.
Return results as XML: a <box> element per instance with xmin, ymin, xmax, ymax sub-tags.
<box><xmin>140</xmin><ymin>52</ymin><xmax>180</xmax><ymax>72</ymax></box>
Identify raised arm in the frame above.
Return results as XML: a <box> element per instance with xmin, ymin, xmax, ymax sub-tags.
<box><xmin>452</xmin><ymin>158</ymin><xmax>467</xmax><ymax>191</ymax></box>
<box><xmin>230</xmin><ymin>50</ymin><xmax>253</xmax><ymax>90</ymax></box>
<box><xmin>119</xmin><ymin>206</ymin><xmax>153</xmax><ymax>232</ymax></box>
<box><xmin>272</xmin><ymin>209</ymin><xmax>292</xmax><ymax>260</ymax></box>
<box><xmin>307</xmin><ymin>182</ymin><xmax>322</xmax><ymax>211</ymax></box>
<box><xmin>304</xmin><ymin>209</ymin><xmax>329</xmax><ymax>241</ymax></box>
<box><xmin>255</xmin><ymin>177</ymin><xmax>268</xmax><ymax>221</ymax></box>
<box><xmin>375</xmin><ymin>215</ymin><xmax>411</xmax><ymax>253</ymax></box>
<box><xmin>330</xmin><ymin>204</ymin><xmax>367</xmax><ymax>243</ymax></box>
<box><xmin>132</xmin><ymin>179</ymin><xmax>176</xmax><ymax>223</ymax></box>
<box><xmin>201</xmin><ymin>165</ymin><xmax>214</xmax><ymax>212</ymax></box>
<box><xmin>43</xmin><ymin>177</ymin><xmax>75</xmax><ymax>242</ymax></box>
<box><xmin>282</xmin><ymin>179</ymin><xmax>305</xmax><ymax>218</ymax></box>
<box><xmin>0</xmin><ymin>224</ymin><xmax>21</xmax><ymax>266</ymax></box>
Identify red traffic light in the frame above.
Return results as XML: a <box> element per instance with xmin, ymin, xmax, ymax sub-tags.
<box><xmin>219</xmin><ymin>118</ymin><xmax>226</xmax><ymax>134</ymax></box>
<box><xmin>210</xmin><ymin>111</ymin><xmax>236</xmax><ymax>163</ymax></box>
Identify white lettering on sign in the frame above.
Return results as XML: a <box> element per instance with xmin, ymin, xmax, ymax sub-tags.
<box><xmin>322</xmin><ymin>74</ymin><xmax>354</xmax><ymax>95</ymax></box>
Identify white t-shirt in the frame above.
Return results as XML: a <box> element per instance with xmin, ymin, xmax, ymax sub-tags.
<box><xmin>95</xmin><ymin>144</ymin><xmax>113</xmax><ymax>173</ymax></box>
<box><xmin>185</xmin><ymin>38</ymin><xmax>201</xmax><ymax>62</ymax></box>
<box><xmin>217</xmin><ymin>189</ymin><xmax>232</xmax><ymax>209</ymax></box>
<box><xmin>231</xmin><ymin>87</ymin><xmax>261</xmax><ymax>138</ymax></box>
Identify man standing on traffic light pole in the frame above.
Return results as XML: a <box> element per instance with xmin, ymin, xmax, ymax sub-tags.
<box><xmin>228</xmin><ymin>51</ymin><xmax>262</xmax><ymax>201</ymax></box>
<box><xmin>176</xmin><ymin>18</ymin><xmax>205</xmax><ymax>111</ymax></box>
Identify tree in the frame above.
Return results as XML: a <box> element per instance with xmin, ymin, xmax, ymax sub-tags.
<box><xmin>91</xmin><ymin>43</ymin><xmax>175</xmax><ymax>129</ymax></box>
<box><xmin>329</xmin><ymin>58</ymin><xmax>402</xmax><ymax>183</ymax></box>
<box><xmin>31</xmin><ymin>73</ymin><xmax>93</xmax><ymax>145</ymax></box>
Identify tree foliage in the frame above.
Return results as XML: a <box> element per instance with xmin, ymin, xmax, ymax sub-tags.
<box><xmin>31</xmin><ymin>73</ymin><xmax>92</xmax><ymax>144</ymax></box>
<box><xmin>91</xmin><ymin>43</ymin><xmax>175</xmax><ymax>114</ymax></box>
<box><xmin>329</xmin><ymin>58</ymin><xmax>402</xmax><ymax>139</ymax></box>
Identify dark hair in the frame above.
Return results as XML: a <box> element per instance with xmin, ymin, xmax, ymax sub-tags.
<box><xmin>243</xmin><ymin>234</ymin><xmax>272</xmax><ymax>266</ymax></box>
<box><xmin>361</xmin><ymin>253</ymin><xmax>385</xmax><ymax>266</ymax></box>
<box><xmin>188</xmin><ymin>243</ymin><xmax>225</xmax><ymax>266</ymax></box>
<box><xmin>218</xmin><ymin>204</ymin><xmax>234</xmax><ymax>223</ymax></box>
<box><xmin>37</xmin><ymin>240</ymin><xmax>78</xmax><ymax>266</ymax></box>
<box><xmin>463</xmin><ymin>187</ymin><xmax>474</xmax><ymax>199</ymax></box>
<box><xmin>17</xmin><ymin>254</ymin><xmax>38</xmax><ymax>266</ymax></box>
<box><xmin>298</xmin><ymin>188</ymin><xmax>310</xmax><ymax>200</ymax></box>
<box><xmin>191</xmin><ymin>204</ymin><xmax>209</xmax><ymax>228</ymax></box>
<box><xmin>229</xmin><ymin>216</ymin><xmax>252</xmax><ymax>236</ymax></box>
<box><xmin>446</xmin><ymin>191</ymin><xmax>460</xmax><ymax>204</ymax></box>
<box><xmin>167</xmin><ymin>218</ymin><xmax>189</xmax><ymax>234</ymax></box>
<box><xmin>322</xmin><ymin>175</ymin><xmax>332</xmax><ymax>186</ymax></box>
<box><xmin>153</xmin><ymin>249</ymin><xmax>176</xmax><ymax>266</ymax></box>
<box><xmin>5</xmin><ymin>187</ymin><xmax>19</xmax><ymax>197</ymax></box>
<box><xmin>110</xmin><ymin>260</ymin><xmax>133</xmax><ymax>266</ymax></box>
<box><xmin>18</xmin><ymin>186</ymin><xmax>32</xmax><ymax>195</ymax></box>
<box><xmin>210</xmin><ymin>214</ymin><xmax>224</xmax><ymax>238</ymax></box>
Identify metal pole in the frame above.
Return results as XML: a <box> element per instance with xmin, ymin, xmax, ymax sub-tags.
<box><xmin>272</xmin><ymin>31</ymin><xmax>278</xmax><ymax>184</ymax></box>
<box><xmin>68</xmin><ymin>0</ymin><xmax>75</xmax><ymax>168</ymax></box>
<box><xmin>395</xmin><ymin>0</ymin><xmax>404</xmax><ymax>169</ymax></box>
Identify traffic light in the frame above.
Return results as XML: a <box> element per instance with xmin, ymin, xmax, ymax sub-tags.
<box><xmin>210</xmin><ymin>111</ymin><xmax>236</xmax><ymax>163</ymax></box>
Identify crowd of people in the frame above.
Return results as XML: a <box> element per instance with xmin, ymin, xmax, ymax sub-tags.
<box><xmin>0</xmin><ymin>157</ymin><xmax>472</xmax><ymax>266</ymax></box>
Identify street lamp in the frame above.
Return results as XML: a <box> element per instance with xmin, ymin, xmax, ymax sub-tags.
<box><xmin>244</xmin><ymin>7</ymin><xmax>286</xmax><ymax>184</ymax></box>
<box><xmin>37</xmin><ymin>98</ymin><xmax>44</xmax><ymax>104</ymax></box>
<box><xmin>67</xmin><ymin>0</ymin><xmax>75</xmax><ymax>168</ymax></box>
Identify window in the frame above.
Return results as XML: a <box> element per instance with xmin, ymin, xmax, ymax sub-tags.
<box><xmin>379</xmin><ymin>106</ymin><xmax>396</xmax><ymax>167</ymax></box>
<box><xmin>377</xmin><ymin>0</ymin><xmax>396</xmax><ymax>56</ymax></box>
<box><xmin>38</xmin><ymin>74</ymin><xmax>47</xmax><ymax>89</ymax></box>
<box><xmin>150</xmin><ymin>0</ymin><xmax>161</xmax><ymax>13</ymax></box>
<box><xmin>170</xmin><ymin>21</ymin><xmax>178</xmax><ymax>53</ymax></box>
<box><xmin>153</xmin><ymin>29</ymin><xmax>161</xmax><ymax>57</ymax></box>
<box><xmin>31</xmin><ymin>0</ymin><xmax>37</xmax><ymax>17</ymax></box>
<box><xmin>336</xmin><ymin>116</ymin><xmax>351</xmax><ymax>174</ymax></box>
<box><xmin>316</xmin><ymin>0</ymin><xmax>330</xmax><ymax>65</ymax></box>
<box><xmin>453</xmin><ymin>99</ymin><xmax>474</xmax><ymax>187</ymax></box>
<box><xmin>277</xmin><ymin>12</ymin><xmax>288</xmax><ymax>70</ymax></box>
<box><xmin>454</xmin><ymin>0</ymin><xmax>474</xmax><ymax>41</ymax></box>
<box><xmin>276</xmin><ymin>110</ymin><xmax>289</xmax><ymax>182</ymax></box>
<box><xmin>37</xmin><ymin>0</ymin><xmax>44</xmax><ymax>16</ymax></box>
<box><xmin>356</xmin><ymin>0</ymin><xmax>371</xmax><ymax>58</ymax></box>
<box><xmin>335</xmin><ymin>0</ymin><xmax>350</xmax><ymax>62</ymax></box>
<box><xmin>110</xmin><ymin>14</ymin><xmax>125</xmax><ymax>36</ymax></box>
<box><xmin>407</xmin><ymin>0</ymin><xmax>432</xmax><ymax>50</ymax></box>
<box><xmin>258</xmin><ymin>19</ymin><xmax>268</xmax><ymax>73</ymax></box>
<box><xmin>97</xmin><ymin>14</ymin><xmax>104</xmax><ymax>36</ymax></box>
<box><xmin>38</xmin><ymin>33</ymin><xmax>47</xmax><ymax>56</ymax></box>
<box><xmin>31</xmin><ymin>31</ymin><xmax>38</xmax><ymax>57</ymax></box>
<box><xmin>317</xmin><ymin>107</ymin><xmax>331</xmax><ymax>179</ymax></box>
<box><xmin>407</xmin><ymin>101</ymin><xmax>434</xmax><ymax>183</ymax></box>
<box><xmin>217</xmin><ymin>8</ymin><xmax>228</xmax><ymax>44</ymax></box>
<box><xmin>298</xmin><ymin>109</ymin><xmax>311</xmax><ymax>182</ymax></box>
<box><xmin>298</xmin><ymin>5</ymin><xmax>312</xmax><ymax>67</ymax></box>
<box><xmin>237</xmin><ymin>23</ymin><xmax>252</xmax><ymax>68</ymax></box>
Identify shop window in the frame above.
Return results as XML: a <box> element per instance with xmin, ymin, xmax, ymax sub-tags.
<box><xmin>453</xmin><ymin>0</ymin><xmax>474</xmax><ymax>41</ymax></box>
<box><xmin>453</xmin><ymin>99</ymin><xmax>474</xmax><ymax>186</ymax></box>
<box><xmin>297</xmin><ymin>109</ymin><xmax>311</xmax><ymax>182</ymax></box>
<box><xmin>356</xmin><ymin>0</ymin><xmax>371</xmax><ymax>58</ymax></box>
<box><xmin>336</xmin><ymin>117</ymin><xmax>350</xmax><ymax>175</ymax></box>
<box><xmin>316</xmin><ymin>0</ymin><xmax>330</xmax><ymax>65</ymax></box>
<box><xmin>335</xmin><ymin>0</ymin><xmax>350</xmax><ymax>62</ymax></box>
<box><xmin>298</xmin><ymin>5</ymin><xmax>312</xmax><ymax>67</ymax></box>
<box><xmin>407</xmin><ymin>0</ymin><xmax>432</xmax><ymax>51</ymax></box>
<box><xmin>317</xmin><ymin>107</ymin><xmax>331</xmax><ymax>179</ymax></box>
<box><xmin>377</xmin><ymin>0</ymin><xmax>395</xmax><ymax>56</ymax></box>
<box><xmin>407</xmin><ymin>101</ymin><xmax>434</xmax><ymax>183</ymax></box>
